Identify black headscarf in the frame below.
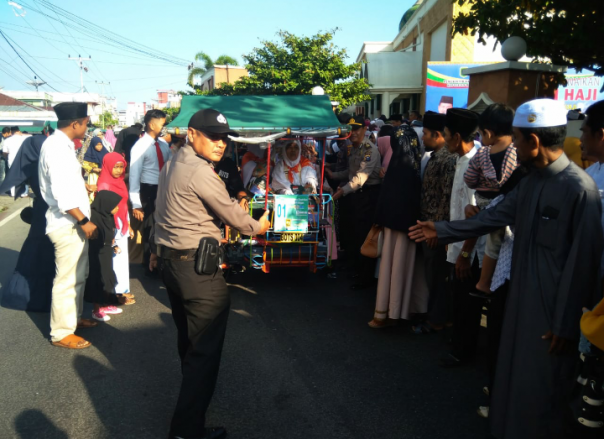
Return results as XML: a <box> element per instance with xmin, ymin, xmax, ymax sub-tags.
<box><xmin>374</xmin><ymin>125</ymin><xmax>423</xmax><ymax>232</ymax></box>
<box><xmin>90</xmin><ymin>190</ymin><xmax>122</xmax><ymax>245</ymax></box>
<box><xmin>0</xmin><ymin>134</ymin><xmax>46</xmax><ymax>200</ymax></box>
<box><xmin>83</xmin><ymin>137</ymin><xmax>108</xmax><ymax>165</ymax></box>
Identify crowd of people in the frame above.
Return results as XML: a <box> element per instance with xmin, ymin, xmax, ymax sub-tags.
<box><xmin>0</xmin><ymin>96</ymin><xmax>603</xmax><ymax>439</ymax></box>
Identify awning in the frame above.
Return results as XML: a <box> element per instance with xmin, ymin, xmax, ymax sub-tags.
<box><xmin>166</xmin><ymin>95</ymin><xmax>349</xmax><ymax>144</ymax></box>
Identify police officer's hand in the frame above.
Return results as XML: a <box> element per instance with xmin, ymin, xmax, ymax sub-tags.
<box><xmin>258</xmin><ymin>211</ymin><xmax>271</xmax><ymax>234</ymax></box>
<box><xmin>133</xmin><ymin>208</ymin><xmax>144</xmax><ymax>222</ymax></box>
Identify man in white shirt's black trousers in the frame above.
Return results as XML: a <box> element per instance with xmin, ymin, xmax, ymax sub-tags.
<box><xmin>129</xmin><ymin>109</ymin><xmax>171</xmax><ymax>273</ymax></box>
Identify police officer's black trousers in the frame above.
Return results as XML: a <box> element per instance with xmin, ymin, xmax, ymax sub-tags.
<box><xmin>160</xmin><ymin>259</ymin><xmax>230</xmax><ymax>437</ymax></box>
<box><xmin>140</xmin><ymin>183</ymin><xmax>158</xmax><ymax>267</ymax></box>
<box><xmin>352</xmin><ymin>184</ymin><xmax>381</xmax><ymax>282</ymax></box>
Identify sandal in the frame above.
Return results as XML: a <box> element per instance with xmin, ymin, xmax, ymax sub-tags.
<box><xmin>52</xmin><ymin>334</ymin><xmax>91</xmax><ymax>349</ymax></box>
<box><xmin>118</xmin><ymin>296</ymin><xmax>136</xmax><ymax>305</ymax></box>
<box><xmin>122</xmin><ymin>293</ymin><xmax>135</xmax><ymax>299</ymax></box>
<box><xmin>77</xmin><ymin>318</ymin><xmax>99</xmax><ymax>328</ymax></box>
<box><xmin>368</xmin><ymin>318</ymin><xmax>397</xmax><ymax>329</ymax></box>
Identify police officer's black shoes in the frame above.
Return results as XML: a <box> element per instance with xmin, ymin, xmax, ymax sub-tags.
<box><xmin>170</xmin><ymin>426</ymin><xmax>227</xmax><ymax>439</ymax></box>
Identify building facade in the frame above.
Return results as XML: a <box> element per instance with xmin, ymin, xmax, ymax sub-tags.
<box><xmin>356</xmin><ymin>0</ymin><xmax>516</xmax><ymax>118</ymax></box>
<box><xmin>126</xmin><ymin>102</ymin><xmax>147</xmax><ymax>127</ymax></box>
<box><xmin>196</xmin><ymin>65</ymin><xmax>249</xmax><ymax>92</ymax></box>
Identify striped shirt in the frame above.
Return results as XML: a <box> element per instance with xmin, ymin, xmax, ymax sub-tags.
<box><xmin>464</xmin><ymin>144</ymin><xmax>518</xmax><ymax>193</ymax></box>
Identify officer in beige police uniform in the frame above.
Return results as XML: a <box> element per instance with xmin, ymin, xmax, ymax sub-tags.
<box><xmin>326</xmin><ymin>114</ymin><xmax>381</xmax><ymax>289</ymax></box>
<box><xmin>154</xmin><ymin>109</ymin><xmax>270</xmax><ymax>439</ymax></box>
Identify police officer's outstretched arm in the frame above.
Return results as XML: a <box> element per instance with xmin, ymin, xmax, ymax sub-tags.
<box><xmin>341</xmin><ymin>145</ymin><xmax>380</xmax><ymax>196</ymax></box>
<box><xmin>192</xmin><ymin>168</ymin><xmax>270</xmax><ymax>235</ymax></box>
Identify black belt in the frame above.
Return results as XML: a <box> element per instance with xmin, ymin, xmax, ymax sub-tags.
<box><xmin>157</xmin><ymin>245</ymin><xmax>197</xmax><ymax>261</ymax></box>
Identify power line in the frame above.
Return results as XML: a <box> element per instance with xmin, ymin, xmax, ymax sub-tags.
<box><xmin>0</xmin><ymin>27</ymin><xmax>59</xmax><ymax>91</ymax></box>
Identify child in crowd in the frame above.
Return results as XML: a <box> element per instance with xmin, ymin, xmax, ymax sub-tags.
<box><xmin>97</xmin><ymin>152</ymin><xmax>135</xmax><ymax>300</ymax></box>
<box><xmin>85</xmin><ymin>190</ymin><xmax>124</xmax><ymax>322</ymax></box>
<box><xmin>463</xmin><ymin>103</ymin><xmax>518</xmax><ymax>294</ymax></box>
<box><xmin>82</xmin><ymin>137</ymin><xmax>109</xmax><ymax>202</ymax></box>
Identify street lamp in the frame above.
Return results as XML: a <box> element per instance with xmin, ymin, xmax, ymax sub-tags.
<box><xmin>311</xmin><ymin>86</ymin><xmax>325</xmax><ymax>96</ymax></box>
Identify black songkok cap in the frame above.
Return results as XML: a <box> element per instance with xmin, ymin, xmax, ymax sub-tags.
<box><xmin>188</xmin><ymin>108</ymin><xmax>239</xmax><ymax>137</ymax></box>
<box><xmin>389</xmin><ymin>114</ymin><xmax>403</xmax><ymax>122</ymax></box>
<box><xmin>423</xmin><ymin>111</ymin><xmax>446</xmax><ymax>132</ymax></box>
<box><xmin>445</xmin><ymin>108</ymin><xmax>479</xmax><ymax>139</ymax></box>
<box><xmin>53</xmin><ymin>102</ymin><xmax>88</xmax><ymax>121</ymax></box>
<box><xmin>440</xmin><ymin>96</ymin><xmax>453</xmax><ymax>105</ymax></box>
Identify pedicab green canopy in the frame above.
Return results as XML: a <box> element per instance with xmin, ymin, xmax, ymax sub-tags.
<box><xmin>166</xmin><ymin>95</ymin><xmax>349</xmax><ymax>141</ymax></box>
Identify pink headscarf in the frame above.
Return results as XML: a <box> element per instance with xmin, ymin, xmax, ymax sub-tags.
<box><xmin>104</xmin><ymin>128</ymin><xmax>117</xmax><ymax>148</ymax></box>
<box><xmin>377</xmin><ymin>136</ymin><xmax>392</xmax><ymax>170</ymax></box>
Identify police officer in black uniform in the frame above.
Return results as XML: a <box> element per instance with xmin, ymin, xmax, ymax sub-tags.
<box><xmin>154</xmin><ymin>109</ymin><xmax>270</xmax><ymax>439</ymax></box>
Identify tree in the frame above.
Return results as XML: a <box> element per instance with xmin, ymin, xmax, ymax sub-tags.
<box><xmin>453</xmin><ymin>1</ymin><xmax>604</xmax><ymax>76</ymax></box>
<box><xmin>163</xmin><ymin>106</ymin><xmax>180</xmax><ymax>124</ymax></box>
<box><xmin>187</xmin><ymin>51</ymin><xmax>239</xmax><ymax>87</ymax></box>
<box><xmin>202</xmin><ymin>30</ymin><xmax>370</xmax><ymax>110</ymax></box>
<box><xmin>99</xmin><ymin>111</ymin><xmax>118</xmax><ymax>128</ymax></box>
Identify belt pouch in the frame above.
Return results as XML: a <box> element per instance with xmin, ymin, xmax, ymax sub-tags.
<box><xmin>195</xmin><ymin>237</ymin><xmax>220</xmax><ymax>275</ymax></box>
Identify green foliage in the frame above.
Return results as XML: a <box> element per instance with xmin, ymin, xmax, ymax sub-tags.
<box><xmin>99</xmin><ymin>111</ymin><xmax>118</xmax><ymax>128</ymax></box>
<box><xmin>201</xmin><ymin>30</ymin><xmax>370</xmax><ymax>110</ymax></box>
<box><xmin>453</xmin><ymin>0</ymin><xmax>604</xmax><ymax>75</ymax></box>
<box><xmin>163</xmin><ymin>106</ymin><xmax>180</xmax><ymax>124</ymax></box>
<box><xmin>187</xmin><ymin>51</ymin><xmax>240</xmax><ymax>87</ymax></box>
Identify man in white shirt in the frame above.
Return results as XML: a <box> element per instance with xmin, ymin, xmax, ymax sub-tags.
<box><xmin>39</xmin><ymin>102</ymin><xmax>99</xmax><ymax>350</ymax></box>
<box><xmin>129</xmin><ymin>109</ymin><xmax>171</xmax><ymax>271</ymax></box>
<box><xmin>581</xmin><ymin>100</ymin><xmax>604</xmax><ymax>276</ymax></box>
<box><xmin>3</xmin><ymin>127</ymin><xmax>30</xmax><ymax>197</ymax></box>
<box><xmin>440</xmin><ymin>108</ymin><xmax>486</xmax><ymax>368</ymax></box>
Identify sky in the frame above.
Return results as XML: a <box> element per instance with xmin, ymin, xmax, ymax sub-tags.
<box><xmin>0</xmin><ymin>0</ymin><xmax>417</xmax><ymax>109</ymax></box>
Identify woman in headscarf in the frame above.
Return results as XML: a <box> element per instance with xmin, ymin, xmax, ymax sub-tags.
<box><xmin>0</xmin><ymin>134</ymin><xmax>54</xmax><ymax>312</ymax></box>
<box><xmin>93</xmin><ymin>128</ymin><xmax>113</xmax><ymax>152</ymax></box>
<box><xmin>369</xmin><ymin>125</ymin><xmax>429</xmax><ymax>328</ymax></box>
<box><xmin>104</xmin><ymin>125</ymin><xmax>117</xmax><ymax>149</ymax></box>
<box><xmin>272</xmin><ymin>140</ymin><xmax>318</xmax><ymax>194</ymax></box>
<box><xmin>82</xmin><ymin>136</ymin><xmax>109</xmax><ymax>202</ymax></box>
<box><xmin>97</xmin><ymin>152</ymin><xmax>135</xmax><ymax>301</ymax></box>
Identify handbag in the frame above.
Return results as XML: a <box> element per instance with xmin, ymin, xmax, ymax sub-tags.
<box><xmin>360</xmin><ymin>225</ymin><xmax>384</xmax><ymax>258</ymax></box>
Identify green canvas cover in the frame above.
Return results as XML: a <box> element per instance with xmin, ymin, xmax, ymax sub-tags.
<box><xmin>167</xmin><ymin>95</ymin><xmax>346</xmax><ymax>134</ymax></box>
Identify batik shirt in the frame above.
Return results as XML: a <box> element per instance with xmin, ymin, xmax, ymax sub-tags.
<box><xmin>420</xmin><ymin>146</ymin><xmax>457</xmax><ymax>222</ymax></box>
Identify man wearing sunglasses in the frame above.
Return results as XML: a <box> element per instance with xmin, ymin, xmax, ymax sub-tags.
<box><xmin>129</xmin><ymin>109</ymin><xmax>171</xmax><ymax>273</ymax></box>
<box><xmin>154</xmin><ymin>109</ymin><xmax>270</xmax><ymax>439</ymax></box>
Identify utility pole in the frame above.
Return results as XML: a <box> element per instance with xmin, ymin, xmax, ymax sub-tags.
<box><xmin>96</xmin><ymin>80</ymin><xmax>111</xmax><ymax>129</ymax></box>
<box><xmin>68</xmin><ymin>54</ymin><xmax>91</xmax><ymax>93</ymax></box>
<box><xmin>26</xmin><ymin>76</ymin><xmax>46</xmax><ymax>92</ymax></box>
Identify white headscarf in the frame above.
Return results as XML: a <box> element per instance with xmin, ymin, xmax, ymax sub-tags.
<box><xmin>280</xmin><ymin>140</ymin><xmax>302</xmax><ymax>168</ymax></box>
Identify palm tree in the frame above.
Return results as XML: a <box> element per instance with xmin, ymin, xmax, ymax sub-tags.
<box><xmin>187</xmin><ymin>52</ymin><xmax>239</xmax><ymax>87</ymax></box>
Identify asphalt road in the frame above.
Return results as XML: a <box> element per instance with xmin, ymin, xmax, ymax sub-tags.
<box><xmin>0</xmin><ymin>205</ymin><xmax>491</xmax><ymax>439</ymax></box>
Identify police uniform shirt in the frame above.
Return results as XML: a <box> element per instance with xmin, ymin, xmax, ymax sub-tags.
<box><xmin>331</xmin><ymin>140</ymin><xmax>381</xmax><ymax>195</ymax></box>
<box><xmin>154</xmin><ymin>144</ymin><xmax>262</xmax><ymax>250</ymax></box>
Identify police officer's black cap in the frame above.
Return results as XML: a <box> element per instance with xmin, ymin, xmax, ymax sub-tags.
<box><xmin>348</xmin><ymin>114</ymin><xmax>365</xmax><ymax>129</ymax></box>
<box><xmin>53</xmin><ymin>102</ymin><xmax>88</xmax><ymax>121</ymax></box>
<box><xmin>188</xmin><ymin>108</ymin><xmax>239</xmax><ymax>137</ymax></box>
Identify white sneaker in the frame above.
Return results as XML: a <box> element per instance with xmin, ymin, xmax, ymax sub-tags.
<box><xmin>92</xmin><ymin>311</ymin><xmax>110</xmax><ymax>322</ymax></box>
<box><xmin>477</xmin><ymin>406</ymin><xmax>489</xmax><ymax>418</ymax></box>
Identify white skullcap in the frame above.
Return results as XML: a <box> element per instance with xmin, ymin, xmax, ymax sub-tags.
<box><xmin>513</xmin><ymin>98</ymin><xmax>567</xmax><ymax>128</ymax></box>
<box><xmin>93</xmin><ymin>128</ymin><xmax>103</xmax><ymax>136</ymax></box>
